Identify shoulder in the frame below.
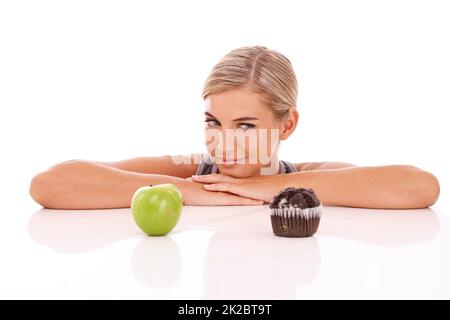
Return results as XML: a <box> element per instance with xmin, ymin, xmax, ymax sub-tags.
<box><xmin>294</xmin><ymin>161</ymin><xmax>357</xmax><ymax>171</ymax></box>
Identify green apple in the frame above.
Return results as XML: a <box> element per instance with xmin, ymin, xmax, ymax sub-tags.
<box><xmin>131</xmin><ymin>183</ymin><xmax>183</xmax><ymax>236</ymax></box>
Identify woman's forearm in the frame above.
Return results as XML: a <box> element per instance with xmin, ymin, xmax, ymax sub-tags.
<box><xmin>29</xmin><ymin>160</ymin><xmax>186</xmax><ymax>209</ymax></box>
<box><xmin>277</xmin><ymin>165</ymin><xmax>440</xmax><ymax>209</ymax></box>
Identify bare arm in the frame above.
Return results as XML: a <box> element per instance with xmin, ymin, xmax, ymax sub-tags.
<box><xmin>29</xmin><ymin>159</ymin><xmax>264</xmax><ymax>209</ymax></box>
<box><xmin>278</xmin><ymin>164</ymin><xmax>440</xmax><ymax>208</ymax></box>
<box><xmin>94</xmin><ymin>153</ymin><xmax>202</xmax><ymax>178</ymax></box>
<box><xmin>191</xmin><ymin>165</ymin><xmax>440</xmax><ymax>209</ymax></box>
<box><xmin>295</xmin><ymin>161</ymin><xmax>357</xmax><ymax>171</ymax></box>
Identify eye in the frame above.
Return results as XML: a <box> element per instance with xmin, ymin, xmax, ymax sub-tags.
<box><xmin>204</xmin><ymin>119</ymin><xmax>220</xmax><ymax>127</ymax></box>
<box><xmin>239</xmin><ymin>123</ymin><xmax>255</xmax><ymax>130</ymax></box>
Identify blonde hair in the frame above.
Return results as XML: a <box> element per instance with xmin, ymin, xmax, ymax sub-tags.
<box><xmin>202</xmin><ymin>45</ymin><xmax>298</xmax><ymax>119</ymax></box>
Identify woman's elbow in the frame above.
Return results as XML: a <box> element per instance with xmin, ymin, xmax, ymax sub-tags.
<box><xmin>29</xmin><ymin>172</ymin><xmax>53</xmax><ymax>208</ymax></box>
<box><xmin>422</xmin><ymin>171</ymin><xmax>440</xmax><ymax>207</ymax></box>
<box><xmin>404</xmin><ymin>166</ymin><xmax>440</xmax><ymax>208</ymax></box>
<box><xmin>29</xmin><ymin>160</ymin><xmax>87</xmax><ymax>209</ymax></box>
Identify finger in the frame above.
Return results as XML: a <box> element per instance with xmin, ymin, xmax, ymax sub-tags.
<box><xmin>221</xmin><ymin>193</ymin><xmax>264</xmax><ymax>206</ymax></box>
<box><xmin>191</xmin><ymin>173</ymin><xmax>237</xmax><ymax>183</ymax></box>
<box><xmin>204</xmin><ymin>183</ymin><xmax>228</xmax><ymax>191</ymax></box>
<box><xmin>191</xmin><ymin>174</ymin><xmax>221</xmax><ymax>182</ymax></box>
<box><xmin>204</xmin><ymin>183</ymin><xmax>261</xmax><ymax>202</ymax></box>
<box><xmin>204</xmin><ymin>182</ymin><xmax>244</xmax><ymax>194</ymax></box>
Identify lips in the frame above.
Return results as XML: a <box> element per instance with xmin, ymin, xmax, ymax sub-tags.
<box><xmin>216</xmin><ymin>157</ymin><xmax>245</xmax><ymax>164</ymax></box>
<box><xmin>218</xmin><ymin>157</ymin><xmax>246</xmax><ymax>164</ymax></box>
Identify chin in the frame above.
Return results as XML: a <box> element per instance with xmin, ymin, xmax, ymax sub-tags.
<box><xmin>217</xmin><ymin>164</ymin><xmax>240</xmax><ymax>173</ymax></box>
<box><xmin>217</xmin><ymin>164</ymin><xmax>258</xmax><ymax>178</ymax></box>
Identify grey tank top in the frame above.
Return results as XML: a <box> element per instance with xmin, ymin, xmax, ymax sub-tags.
<box><xmin>195</xmin><ymin>153</ymin><xmax>297</xmax><ymax>175</ymax></box>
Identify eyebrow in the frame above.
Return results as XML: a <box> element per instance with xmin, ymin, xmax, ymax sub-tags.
<box><xmin>204</xmin><ymin>112</ymin><xmax>258</xmax><ymax>122</ymax></box>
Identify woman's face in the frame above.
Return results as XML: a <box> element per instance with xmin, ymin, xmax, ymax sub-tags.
<box><xmin>203</xmin><ymin>87</ymin><xmax>297</xmax><ymax>177</ymax></box>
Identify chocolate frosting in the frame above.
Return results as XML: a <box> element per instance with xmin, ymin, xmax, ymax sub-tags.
<box><xmin>269</xmin><ymin>187</ymin><xmax>321</xmax><ymax>209</ymax></box>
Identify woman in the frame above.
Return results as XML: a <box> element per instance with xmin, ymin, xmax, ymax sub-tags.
<box><xmin>29</xmin><ymin>46</ymin><xmax>440</xmax><ymax>209</ymax></box>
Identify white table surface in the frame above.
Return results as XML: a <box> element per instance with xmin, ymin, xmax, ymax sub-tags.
<box><xmin>1</xmin><ymin>197</ymin><xmax>449</xmax><ymax>299</ymax></box>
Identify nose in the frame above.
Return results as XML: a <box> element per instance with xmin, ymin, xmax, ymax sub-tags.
<box><xmin>216</xmin><ymin>129</ymin><xmax>246</xmax><ymax>160</ymax></box>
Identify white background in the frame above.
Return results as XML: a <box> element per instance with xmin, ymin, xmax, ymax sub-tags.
<box><xmin>0</xmin><ymin>0</ymin><xmax>449</xmax><ymax>299</ymax></box>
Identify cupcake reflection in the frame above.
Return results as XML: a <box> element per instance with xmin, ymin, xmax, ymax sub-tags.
<box><xmin>202</xmin><ymin>230</ymin><xmax>321</xmax><ymax>299</ymax></box>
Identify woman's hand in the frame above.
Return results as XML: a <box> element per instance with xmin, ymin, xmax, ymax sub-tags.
<box><xmin>178</xmin><ymin>179</ymin><xmax>265</xmax><ymax>206</ymax></box>
<box><xmin>187</xmin><ymin>173</ymin><xmax>287</xmax><ymax>203</ymax></box>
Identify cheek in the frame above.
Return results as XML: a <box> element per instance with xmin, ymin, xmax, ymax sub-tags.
<box><xmin>265</xmin><ymin>127</ymin><xmax>280</xmax><ymax>150</ymax></box>
<box><xmin>204</xmin><ymin>128</ymin><xmax>221</xmax><ymax>154</ymax></box>
<box><xmin>249</xmin><ymin>129</ymin><xmax>279</xmax><ymax>154</ymax></box>
<box><xmin>244</xmin><ymin>130</ymin><xmax>258</xmax><ymax>158</ymax></box>
<box><xmin>250</xmin><ymin>128</ymin><xmax>280</xmax><ymax>159</ymax></box>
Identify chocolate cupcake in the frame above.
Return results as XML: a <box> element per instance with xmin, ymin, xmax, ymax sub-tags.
<box><xmin>269</xmin><ymin>187</ymin><xmax>322</xmax><ymax>237</ymax></box>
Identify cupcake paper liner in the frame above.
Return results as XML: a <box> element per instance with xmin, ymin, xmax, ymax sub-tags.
<box><xmin>270</xmin><ymin>205</ymin><xmax>322</xmax><ymax>237</ymax></box>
